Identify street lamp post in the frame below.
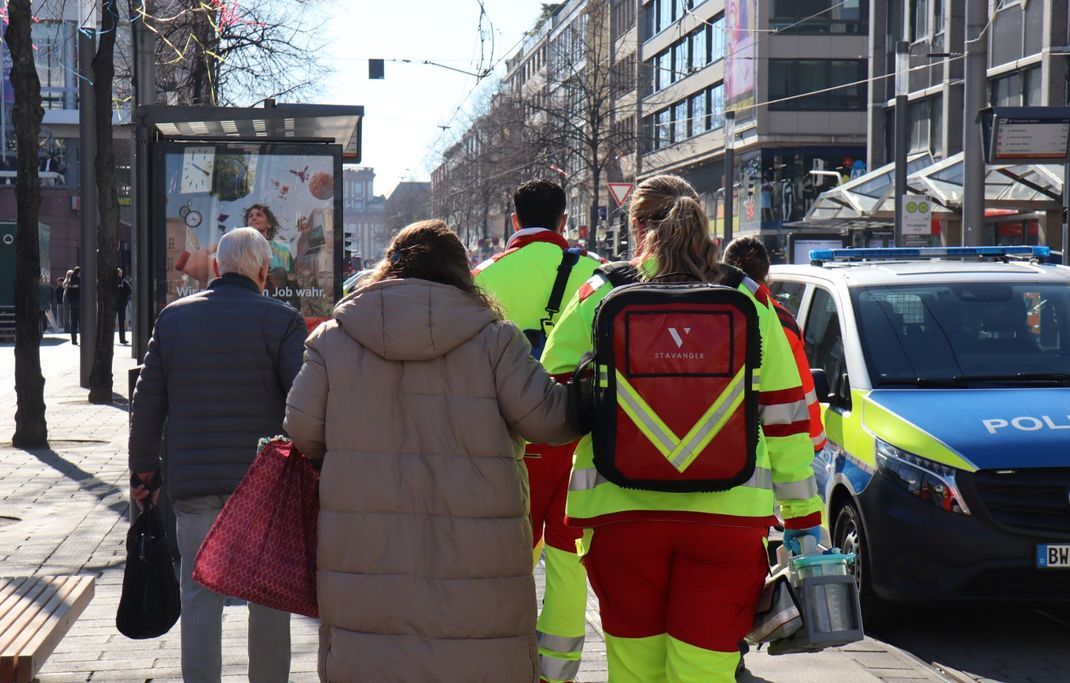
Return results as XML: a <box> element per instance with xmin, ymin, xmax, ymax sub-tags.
<box><xmin>78</xmin><ymin>2</ymin><xmax>98</xmax><ymax>387</ymax></box>
<box><xmin>962</xmin><ymin>0</ymin><xmax>988</xmax><ymax>245</ymax></box>
<box><xmin>724</xmin><ymin>111</ymin><xmax>736</xmax><ymax>244</ymax></box>
<box><xmin>894</xmin><ymin>40</ymin><xmax>909</xmax><ymax>248</ymax></box>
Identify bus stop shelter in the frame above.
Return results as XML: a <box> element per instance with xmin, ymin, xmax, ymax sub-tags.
<box><xmin>132</xmin><ymin>103</ymin><xmax>363</xmax><ymax>360</ymax></box>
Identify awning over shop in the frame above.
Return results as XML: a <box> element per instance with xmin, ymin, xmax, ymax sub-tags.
<box><xmin>910</xmin><ymin>153</ymin><xmax>1063</xmax><ymax>210</ymax></box>
<box><xmin>138</xmin><ymin>103</ymin><xmax>364</xmax><ymax>160</ymax></box>
<box><xmin>796</xmin><ymin>152</ymin><xmax>1065</xmax><ymax>229</ymax></box>
<box><xmin>795</xmin><ymin>154</ymin><xmax>934</xmax><ymax>229</ymax></box>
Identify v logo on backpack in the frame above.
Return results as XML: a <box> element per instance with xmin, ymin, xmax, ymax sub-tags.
<box><xmin>573</xmin><ymin>263</ymin><xmax>762</xmax><ymax>493</ymax></box>
<box><xmin>667</xmin><ymin>327</ymin><xmax>691</xmax><ymax>348</ymax></box>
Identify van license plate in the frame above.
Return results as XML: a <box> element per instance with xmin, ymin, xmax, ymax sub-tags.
<box><xmin>1037</xmin><ymin>545</ymin><xmax>1070</xmax><ymax>568</ymax></box>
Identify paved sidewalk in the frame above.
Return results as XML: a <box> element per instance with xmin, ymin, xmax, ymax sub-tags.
<box><xmin>1</xmin><ymin>334</ymin><xmax>947</xmax><ymax>682</ymax></box>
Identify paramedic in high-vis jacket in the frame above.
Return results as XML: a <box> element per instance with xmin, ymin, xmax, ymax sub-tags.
<box><xmin>474</xmin><ymin>179</ymin><xmax>601</xmax><ymax>683</ymax></box>
<box><xmin>540</xmin><ymin>175</ymin><xmax>823</xmax><ymax>683</ymax></box>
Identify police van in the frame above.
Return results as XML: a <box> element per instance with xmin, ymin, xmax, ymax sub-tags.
<box><xmin>769</xmin><ymin>246</ymin><xmax>1070</xmax><ymax>621</ymax></box>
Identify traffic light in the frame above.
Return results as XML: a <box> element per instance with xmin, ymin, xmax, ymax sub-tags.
<box><xmin>369</xmin><ymin>59</ymin><xmax>385</xmax><ymax>79</ymax></box>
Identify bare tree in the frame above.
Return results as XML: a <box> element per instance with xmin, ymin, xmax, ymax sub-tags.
<box><xmin>6</xmin><ymin>0</ymin><xmax>48</xmax><ymax>447</ymax></box>
<box><xmin>144</xmin><ymin>0</ymin><xmax>329</xmax><ymax>105</ymax></box>
<box><xmin>433</xmin><ymin>93</ymin><xmax>553</xmax><ymax>248</ymax></box>
<box><xmin>88</xmin><ymin>0</ymin><xmax>122</xmax><ymax>404</ymax></box>
<box><xmin>502</xmin><ymin>0</ymin><xmax>635</xmax><ymax>231</ymax></box>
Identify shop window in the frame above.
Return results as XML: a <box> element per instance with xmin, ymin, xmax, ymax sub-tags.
<box><xmin>769</xmin><ymin>60</ymin><xmax>867</xmax><ymax>111</ymax></box>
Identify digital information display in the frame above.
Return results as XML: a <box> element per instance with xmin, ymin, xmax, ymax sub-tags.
<box><xmin>994</xmin><ymin>121</ymin><xmax>1070</xmax><ymax>160</ymax></box>
<box><xmin>981</xmin><ymin>107</ymin><xmax>1070</xmax><ymax>163</ymax></box>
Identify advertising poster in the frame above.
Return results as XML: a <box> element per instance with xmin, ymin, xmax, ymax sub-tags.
<box><xmin>157</xmin><ymin>142</ymin><xmax>341</xmax><ymax>330</ymax></box>
<box><xmin>726</xmin><ymin>0</ymin><xmax>755</xmax><ymax>113</ymax></box>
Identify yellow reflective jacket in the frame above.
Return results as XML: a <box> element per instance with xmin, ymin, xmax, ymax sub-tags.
<box><xmin>540</xmin><ymin>262</ymin><xmax>823</xmax><ymax>531</ymax></box>
<box><xmin>473</xmin><ymin>228</ymin><xmax>601</xmax><ymax>343</ymax></box>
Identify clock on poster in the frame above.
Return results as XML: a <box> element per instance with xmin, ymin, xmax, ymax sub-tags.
<box><xmin>180</xmin><ymin>146</ymin><xmax>216</xmax><ymax>194</ymax></box>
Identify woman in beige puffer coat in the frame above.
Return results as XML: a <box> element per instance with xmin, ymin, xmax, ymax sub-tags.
<box><xmin>284</xmin><ymin>220</ymin><xmax>579</xmax><ymax>683</ymax></box>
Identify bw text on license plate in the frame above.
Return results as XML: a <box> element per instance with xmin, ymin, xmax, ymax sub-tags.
<box><xmin>1037</xmin><ymin>544</ymin><xmax>1070</xmax><ymax>568</ymax></box>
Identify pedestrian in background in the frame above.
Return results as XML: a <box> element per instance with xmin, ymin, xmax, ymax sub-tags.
<box><xmin>723</xmin><ymin>235</ymin><xmax>826</xmax><ymax>454</ymax></box>
<box><xmin>116</xmin><ymin>268</ymin><xmax>132</xmax><ymax>344</ymax></box>
<box><xmin>284</xmin><ymin>219</ymin><xmax>579</xmax><ymax>683</ymax></box>
<box><xmin>65</xmin><ymin>267</ymin><xmax>80</xmax><ymax>345</ymax></box>
<box><xmin>129</xmin><ymin>227</ymin><xmax>307</xmax><ymax>683</ymax></box>
<box><xmin>53</xmin><ymin>276</ymin><xmax>65</xmax><ymax>331</ymax></box>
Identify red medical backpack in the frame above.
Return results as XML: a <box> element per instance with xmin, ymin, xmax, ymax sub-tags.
<box><xmin>577</xmin><ymin>263</ymin><xmax>761</xmax><ymax>493</ymax></box>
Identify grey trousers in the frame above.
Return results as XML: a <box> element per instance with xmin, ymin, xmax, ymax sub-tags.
<box><xmin>174</xmin><ymin>495</ymin><xmax>292</xmax><ymax>683</ymax></box>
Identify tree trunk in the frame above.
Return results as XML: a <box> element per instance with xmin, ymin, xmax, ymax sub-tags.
<box><xmin>88</xmin><ymin>0</ymin><xmax>121</xmax><ymax>404</ymax></box>
<box><xmin>6</xmin><ymin>0</ymin><xmax>48</xmax><ymax>448</ymax></box>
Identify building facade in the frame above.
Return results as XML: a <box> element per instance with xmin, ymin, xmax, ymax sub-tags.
<box><xmin>866</xmin><ymin>0</ymin><xmax>1069</xmax><ymax>248</ymax></box>
<box><xmin>637</xmin><ymin>0</ymin><xmax>870</xmax><ymax>256</ymax></box>
<box><xmin>342</xmin><ymin>167</ymin><xmax>387</xmax><ymax>268</ymax></box>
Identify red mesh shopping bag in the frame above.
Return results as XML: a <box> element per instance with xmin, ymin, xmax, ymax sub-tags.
<box><xmin>193</xmin><ymin>436</ymin><xmax>320</xmax><ymax>618</ymax></box>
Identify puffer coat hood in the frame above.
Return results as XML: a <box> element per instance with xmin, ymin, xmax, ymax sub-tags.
<box><xmin>284</xmin><ymin>277</ymin><xmax>577</xmax><ymax>683</ymax></box>
<box><xmin>334</xmin><ymin>278</ymin><xmax>496</xmax><ymax>361</ymax></box>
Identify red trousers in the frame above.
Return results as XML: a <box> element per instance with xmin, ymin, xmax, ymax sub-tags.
<box><xmin>584</xmin><ymin>521</ymin><xmax>767</xmax><ymax>652</ymax></box>
<box><xmin>525</xmin><ymin>442</ymin><xmax>583</xmax><ymax>552</ymax></box>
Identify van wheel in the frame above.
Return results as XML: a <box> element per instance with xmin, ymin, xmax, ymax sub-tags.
<box><xmin>833</xmin><ymin>501</ymin><xmax>887</xmax><ymax>628</ymax></box>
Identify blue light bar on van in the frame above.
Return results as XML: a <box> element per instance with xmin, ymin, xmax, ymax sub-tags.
<box><xmin>809</xmin><ymin>246</ymin><xmax>1051</xmax><ymax>263</ymax></box>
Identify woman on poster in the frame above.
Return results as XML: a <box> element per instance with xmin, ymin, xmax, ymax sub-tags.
<box><xmin>244</xmin><ymin>204</ymin><xmax>294</xmax><ymax>277</ymax></box>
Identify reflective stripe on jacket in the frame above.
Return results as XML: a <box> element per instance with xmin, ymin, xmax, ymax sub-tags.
<box><xmin>770</xmin><ymin>293</ymin><xmax>828</xmax><ymax>453</ymax></box>
<box><xmin>540</xmin><ymin>262</ymin><xmax>823</xmax><ymax>531</ymax></box>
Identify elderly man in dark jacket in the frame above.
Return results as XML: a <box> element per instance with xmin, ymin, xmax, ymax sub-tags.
<box><xmin>129</xmin><ymin>227</ymin><xmax>307</xmax><ymax>683</ymax></box>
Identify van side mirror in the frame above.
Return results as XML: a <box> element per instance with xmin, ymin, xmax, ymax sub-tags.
<box><xmin>811</xmin><ymin>368</ymin><xmax>830</xmax><ymax>403</ymax></box>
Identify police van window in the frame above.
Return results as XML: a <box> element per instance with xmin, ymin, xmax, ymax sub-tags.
<box><xmin>804</xmin><ymin>288</ymin><xmax>850</xmax><ymax>408</ymax></box>
<box><xmin>769</xmin><ymin>280</ymin><xmax>806</xmax><ymax>317</ymax></box>
<box><xmin>852</xmin><ymin>283</ymin><xmax>1070</xmax><ymax>387</ymax></box>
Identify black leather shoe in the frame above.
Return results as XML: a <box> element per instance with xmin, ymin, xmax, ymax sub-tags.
<box><xmin>737</xmin><ymin>640</ymin><xmax>749</xmax><ymax>677</ymax></box>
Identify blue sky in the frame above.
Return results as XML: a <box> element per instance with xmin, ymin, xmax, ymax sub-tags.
<box><xmin>318</xmin><ymin>1</ymin><xmax>545</xmax><ymax>197</ymax></box>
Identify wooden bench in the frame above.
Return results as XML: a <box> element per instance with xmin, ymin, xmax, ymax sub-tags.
<box><xmin>0</xmin><ymin>576</ymin><xmax>95</xmax><ymax>683</ymax></box>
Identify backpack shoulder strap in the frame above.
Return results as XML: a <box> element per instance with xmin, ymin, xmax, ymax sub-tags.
<box><xmin>544</xmin><ymin>247</ymin><xmax>583</xmax><ymax>318</ymax></box>
<box><xmin>715</xmin><ymin>263</ymin><xmax>747</xmax><ymax>289</ymax></box>
<box><xmin>598</xmin><ymin>261</ymin><xmax>641</xmax><ymax>288</ymax></box>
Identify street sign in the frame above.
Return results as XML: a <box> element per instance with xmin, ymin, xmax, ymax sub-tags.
<box><xmin>979</xmin><ymin>107</ymin><xmax>1070</xmax><ymax>163</ymax></box>
<box><xmin>902</xmin><ymin>195</ymin><xmax>932</xmax><ymax>237</ymax></box>
<box><xmin>608</xmin><ymin>182</ymin><xmax>634</xmax><ymax>207</ymax></box>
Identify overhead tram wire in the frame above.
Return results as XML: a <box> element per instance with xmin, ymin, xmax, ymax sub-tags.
<box><xmin>424</xmin><ymin>24</ymin><xmax>537</xmax><ymax>162</ymax></box>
